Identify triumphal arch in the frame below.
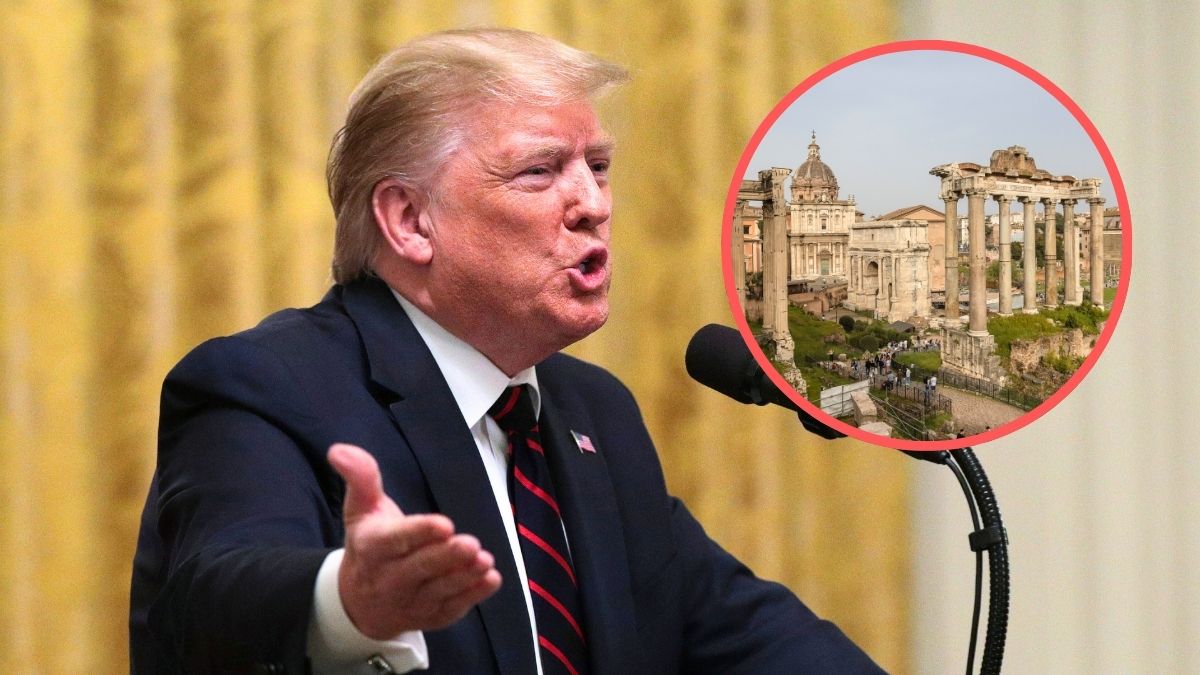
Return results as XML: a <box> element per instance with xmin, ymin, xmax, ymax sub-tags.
<box><xmin>931</xmin><ymin>145</ymin><xmax>1107</xmax><ymax>382</ymax></box>
<box><xmin>846</xmin><ymin>219</ymin><xmax>932</xmax><ymax>322</ymax></box>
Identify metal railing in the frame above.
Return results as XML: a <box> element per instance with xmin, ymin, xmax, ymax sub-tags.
<box><xmin>868</xmin><ymin>375</ymin><xmax>953</xmax><ymax>414</ymax></box>
<box><xmin>935</xmin><ymin>368</ymin><xmax>1042</xmax><ymax>411</ymax></box>
<box><xmin>869</xmin><ymin>394</ymin><xmax>936</xmax><ymax>441</ymax></box>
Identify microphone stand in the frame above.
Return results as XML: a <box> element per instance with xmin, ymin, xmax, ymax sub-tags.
<box><xmin>947</xmin><ymin>447</ymin><xmax>1008</xmax><ymax>675</ymax></box>
<box><xmin>810</xmin><ymin>414</ymin><xmax>1009</xmax><ymax>675</ymax></box>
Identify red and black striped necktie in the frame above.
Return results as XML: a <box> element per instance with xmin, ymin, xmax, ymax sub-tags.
<box><xmin>489</xmin><ymin>385</ymin><xmax>590</xmax><ymax>675</ymax></box>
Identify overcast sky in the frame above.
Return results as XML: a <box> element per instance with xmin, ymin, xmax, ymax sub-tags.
<box><xmin>745</xmin><ymin>49</ymin><xmax>1118</xmax><ymax>219</ymax></box>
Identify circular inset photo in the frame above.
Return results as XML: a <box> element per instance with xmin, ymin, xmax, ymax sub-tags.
<box><xmin>723</xmin><ymin>41</ymin><xmax>1130</xmax><ymax>451</ymax></box>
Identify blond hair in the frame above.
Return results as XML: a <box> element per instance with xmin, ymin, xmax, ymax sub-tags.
<box><xmin>327</xmin><ymin>28</ymin><xmax>629</xmax><ymax>284</ymax></box>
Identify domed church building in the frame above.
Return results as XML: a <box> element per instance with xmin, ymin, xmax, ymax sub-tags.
<box><xmin>788</xmin><ymin>132</ymin><xmax>856</xmax><ymax>281</ymax></box>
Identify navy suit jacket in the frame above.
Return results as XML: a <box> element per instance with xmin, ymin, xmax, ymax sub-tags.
<box><xmin>130</xmin><ymin>278</ymin><xmax>884</xmax><ymax>674</ymax></box>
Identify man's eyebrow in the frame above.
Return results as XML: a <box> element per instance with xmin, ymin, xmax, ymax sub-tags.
<box><xmin>504</xmin><ymin>138</ymin><xmax>617</xmax><ymax>166</ymax></box>
<box><xmin>508</xmin><ymin>144</ymin><xmax>570</xmax><ymax>166</ymax></box>
<box><xmin>587</xmin><ymin>138</ymin><xmax>616</xmax><ymax>156</ymax></box>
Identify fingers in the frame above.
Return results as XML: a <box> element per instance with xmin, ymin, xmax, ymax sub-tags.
<box><xmin>403</xmin><ymin>533</ymin><xmax>485</xmax><ymax>586</ymax></box>
<box><xmin>418</xmin><ymin>545</ymin><xmax>498</xmax><ymax>600</ymax></box>
<box><xmin>403</xmin><ymin>537</ymin><xmax>502</xmax><ymax>630</ymax></box>
<box><xmin>446</xmin><ymin>567</ymin><xmax>502</xmax><ymax>613</ymax></box>
<box><xmin>328</xmin><ymin>443</ymin><xmax>392</xmax><ymax>521</ymax></box>
<box><xmin>351</xmin><ymin>513</ymin><xmax>455</xmax><ymax>560</ymax></box>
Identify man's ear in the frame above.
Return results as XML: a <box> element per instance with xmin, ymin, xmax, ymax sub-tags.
<box><xmin>372</xmin><ymin>177</ymin><xmax>433</xmax><ymax>265</ymax></box>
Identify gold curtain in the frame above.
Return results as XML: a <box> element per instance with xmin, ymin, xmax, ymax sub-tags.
<box><xmin>0</xmin><ymin>1</ymin><xmax>901</xmax><ymax>672</ymax></box>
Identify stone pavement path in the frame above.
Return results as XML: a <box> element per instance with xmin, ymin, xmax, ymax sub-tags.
<box><xmin>938</xmin><ymin>385</ymin><xmax>1025</xmax><ymax>435</ymax></box>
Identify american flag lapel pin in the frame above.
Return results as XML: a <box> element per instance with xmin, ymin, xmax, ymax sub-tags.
<box><xmin>571</xmin><ymin>430</ymin><xmax>597</xmax><ymax>454</ymax></box>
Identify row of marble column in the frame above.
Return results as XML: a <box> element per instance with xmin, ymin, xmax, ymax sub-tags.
<box><xmin>943</xmin><ymin>191</ymin><xmax>1106</xmax><ymax>336</ymax></box>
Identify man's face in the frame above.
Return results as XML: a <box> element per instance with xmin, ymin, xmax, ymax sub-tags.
<box><xmin>424</xmin><ymin>100</ymin><xmax>614</xmax><ymax>361</ymax></box>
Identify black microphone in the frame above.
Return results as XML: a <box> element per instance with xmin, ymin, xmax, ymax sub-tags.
<box><xmin>685</xmin><ymin>324</ymin><xmax>845</xmax><ymax>439</ymax></box>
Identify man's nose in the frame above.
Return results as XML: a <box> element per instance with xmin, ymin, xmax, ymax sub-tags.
<box><xmin>564</xmin><ymin>163</ymin><xmax>611</xmax><ymax>231</ymax></box>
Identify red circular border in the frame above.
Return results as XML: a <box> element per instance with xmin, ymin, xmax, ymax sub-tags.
<box><xmin>721</xmin><ymin>40</ymin><xmax>1132</xmax><ymax>451</ymax></box>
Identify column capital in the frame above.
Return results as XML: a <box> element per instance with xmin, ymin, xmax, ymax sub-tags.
<box><xmin>965</xmin><ymin>186</ymin><xmax>990</xmax><ymax>198</ymax></box>
<box><xmin>1088</xmin><ymin>197</ymin><xmax>1106</xmax><ymax>206</ymax></box>
<box><xmin>1017</xmin><ymin>195</ymin><xmax>1035</xmax><ymax>204</ymax></box>
<box><xmin>942</xmin><ymin>192</ymin><xmax>961</xmax><ymax>203</ymax></box>
<box><xmin>994</xmin><ymin>193</ymin><xmax>1013</xmax><ymax>204</ymax></box>
<box><xmin>1061</xmin><ymin>197</ymin><xmax>1077</xmax><ymax>206</ymax></box>
<box><xmin>1042</xmin><ymin>196</ymin><xmax>1060</xmax><ymax>206</ymax></box>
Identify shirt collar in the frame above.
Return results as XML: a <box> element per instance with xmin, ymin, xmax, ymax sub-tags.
<box><xmin>390</xmin><ymin>288</ymin><xmax>540</xmax><ymax>429</ymax></box>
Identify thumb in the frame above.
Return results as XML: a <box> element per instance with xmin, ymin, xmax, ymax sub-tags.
<box><xmin>327</xmin><ymin>443</ymin><xmax>396</xmax><ymax>521</ymax></box>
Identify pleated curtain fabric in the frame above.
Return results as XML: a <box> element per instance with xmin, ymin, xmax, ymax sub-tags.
<box><xmin>899</xmin><ymin>2</ymin><xmax>1200</xmax><ymax>673</ymax></box>
<box><xmin>0</xmin><ymin>1</ymin><xmax>903</xmax><ymax>672</ymax></box>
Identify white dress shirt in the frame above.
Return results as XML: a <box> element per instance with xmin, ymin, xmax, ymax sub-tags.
<box><xmin>307</xmin><ymin>290</ymin><xmax>547</xmax><ymax>674</ymax></box>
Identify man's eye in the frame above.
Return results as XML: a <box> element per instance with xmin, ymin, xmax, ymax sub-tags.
<box><xmin>521</xmin><ymin>166</ymin><xmax>550</xmax><ymax>176</ymax></box>
<box><xmin>591</xmin><ymin>160</ymin><xmax>610</xmax><ymax>173</ymax></box>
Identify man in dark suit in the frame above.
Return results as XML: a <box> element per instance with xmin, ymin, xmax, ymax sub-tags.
<box><xmin>130</xmin><ymin>28</ymin><xmax>883</xmax><ymax>674</ymax></box>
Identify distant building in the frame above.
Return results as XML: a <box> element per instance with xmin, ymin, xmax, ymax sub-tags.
<box><xmin>741</xmin><ymin>204</ymin><xmax>763</xmax><ymax>274</ymax></box>
<box><xmin>787</xmin><ymin>133</ymin><xmax>853</xmax><ymax>280</ymax></box>
<box><xmin>1075</xmin><ymin>206</ymin><xmax>1122</xmax><ymax>282</ymax></box>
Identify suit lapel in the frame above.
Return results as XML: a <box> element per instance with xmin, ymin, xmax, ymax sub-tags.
<box><xmin>341</xmin><ymin>280</ymin><xmax>537</xmax><ymax>675</ymax></box>
<box><xmin>539</xmin><ymin>396</ymin><xmax>637</xmax><ymax>675</ymax></box>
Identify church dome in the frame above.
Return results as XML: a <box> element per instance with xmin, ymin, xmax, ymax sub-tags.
<box><xmin>792</xmin><ymin>132</ymin><xmax>839</xmax><ymax>201</ymax></box>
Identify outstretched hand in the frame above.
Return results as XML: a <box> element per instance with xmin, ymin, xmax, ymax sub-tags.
<box><xmin>327</xmin><ymin>443</ymin><xmax>502</xmax><ymax>640</ymax></box>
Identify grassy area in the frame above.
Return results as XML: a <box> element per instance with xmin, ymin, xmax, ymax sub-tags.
<box><xmin>988</xmin><ymin>313</ymin><xmax>1061</xmax><ymax>360</ymax></box>
<box><xmin>763</xmin><ymin>354</ymin><xmax>855</xmax><ymax>402</ymax></box>
<box><xmin>1105</xmin><ymin>287</ymin><xmax>1117</xmax><ymax>304</ymax></box>
<box><xmin>925</xmin><ymin>411</ymin><xmax>954</xmax><ymax>434</ymax></box>
<box><xmin>751</xmin><ymin>305</ymin><xmax>944</xmax><ymax>400</ymax></box>
<box><xmin>1040</xmin><ymin>302</ymin><xmax>1109</xmax><ymax>334</ymax></box>
<box><xmin>805</xmin><ymin>365</ymin><xmax>857</xmax><ymax>401</ymax></box>
<box><xmin>785</xmin><ymin>306</ymin><xmax>849</xmax><ymax>363</ymax></box>
<box><xmin>754</xmin><ymin>306</ymin><xmax>922</xmax><ymax>365</ymax></box>
<box><xmin>1044</xmin><ymin>351</ymin><xmax>1085</xmax><ymax>374</ymax></box>
<box><xmin>988</xmin><ymin>302</ymin><xmax>1110</xmax><ymax>359</ymax></box>
<box><xmin>894</xmin><ymin>350</ymin><xmax>941</xmax><ymax>372</ymax></box>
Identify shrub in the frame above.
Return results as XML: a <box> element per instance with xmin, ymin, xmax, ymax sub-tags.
<box><xmin>838</xmin><ymin>315</ymin><xmax>856</xmax><ymax>332</ymax></box>
<box><xmin>1043</xmin><ymin>351</ymin><xmax>1084</xmax><ymax>374</ymax></box>
<box><xmin>850</xmin><ymin>334</ymin><xmax>881</xmax><ymax>352</ymax></box>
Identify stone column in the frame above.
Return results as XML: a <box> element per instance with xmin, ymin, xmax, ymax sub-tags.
<box><xmin>1021</xmin><ymin>197</ymin><xmax>1037</xmax><ymax>313</ymax></box>
<box><xmin>967</xmin><ymin>188</ymin><xmax>988</xmax><ymax>336</ymax></box>
<box><xmin>943</xmin><ymin>194</ymin><xmax>960</xmax><ymax>320</ymax></box>
<box><xmin>1090</xmin><ymin>197</ymin><xmax>1106</xmax><ymax>305</ymax></box>
<box><xmin>892</xmin><ymin>256</ymin><xmax>899</xmax><ymax>301</ymax></box>
<box><xmin>1063</xmin><ymin>199</ymin><xmax>1080</xmax><ymax>305</ymax></box>
<box><xmin>1043</xmin><ymin>197</ymin><xmax>1059</xmax><ymax>308</ymax></box>
<box><xmin>733</xmin><ymin>199</ymin><xmax>746</xmax><ymax>310</ymax></box>
<box><xmin>762</xmin><ymin>199</ymin><xmax>776</xmax><ymax>334</ymax></box>
<box><xmin>767</xmin><ymin>168</ymin><xmax>793</xmax><ymax>361</ymax></box>
<box><xmin>996</xmin><ymin>195</ymin><xmax>1013</xmax><ymax>315</ymax></box>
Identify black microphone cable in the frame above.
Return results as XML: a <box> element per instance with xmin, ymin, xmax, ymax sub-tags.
<box><xmin>948</xmin><ymin>447</ymin><xmax>1008</xmax><ymax>675</ymax></box>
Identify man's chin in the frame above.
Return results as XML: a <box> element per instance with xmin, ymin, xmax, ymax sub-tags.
<box><xmin>555</xmin><ymin>303</ymin><xmax>609</xmax><ymax>346</ymax></box>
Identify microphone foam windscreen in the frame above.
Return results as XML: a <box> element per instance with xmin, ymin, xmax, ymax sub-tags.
<box><xmin>684</xmin><ymin>324</ymin><xmax>756</xmax><ymax>404</ymax></box>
